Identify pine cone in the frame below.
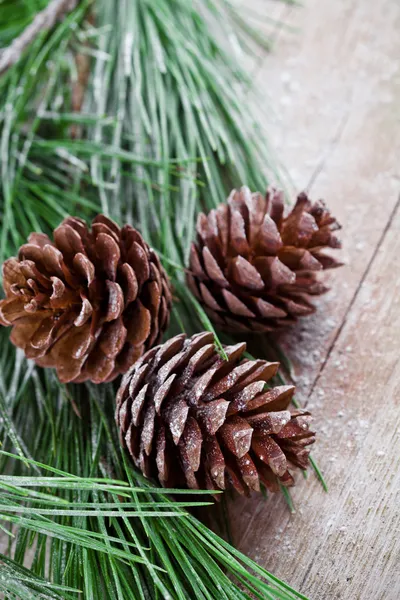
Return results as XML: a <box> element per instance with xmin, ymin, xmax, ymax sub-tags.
<box><xmin>187</xmin><ymin>187</ymin><xmax>342</xmax><ymax>332</ymax></box>
<box><xmin>116</xmin><ymin>332</ymin><xmax>315</xmax><ymax>494</ymax></box>
<box><xmin>0</xmin><ymin>215</ymin><xmax>172</xmax><ymax>383</ymax></box>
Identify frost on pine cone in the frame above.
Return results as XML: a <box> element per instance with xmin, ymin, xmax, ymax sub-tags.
<box><xmin>188</xmin><ymin>187</ymin><xmax>342</xmax><ymax>332</ymax></box>
<box><xmin>116</xmin><ymin>332</ymin><xmax>315</xmax><ymax>493</ymax></box>
<box><xmin>0</xmin><ymin>215</ymin><xmax>172</xmax><ymax>383</ymax></box>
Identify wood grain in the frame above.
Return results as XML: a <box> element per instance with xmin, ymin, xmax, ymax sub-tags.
<box><xmin>228</xmin><ymin>0</ymin><xmax>400</xmax><ymax>598</ymax></box>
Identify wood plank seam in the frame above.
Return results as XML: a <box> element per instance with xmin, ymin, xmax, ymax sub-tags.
<box><xmin>305</xmin><ymin>193</ymin><xmax>400</xmax><ymax>405</ymax></box>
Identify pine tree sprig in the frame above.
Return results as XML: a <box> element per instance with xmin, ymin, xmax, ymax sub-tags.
<box><xmin>0</xmin><ymin>1</ymin><xmax>311</xmax><ymax>599</ymax></box>
<box><xmin>0</xmin><ymin>348</ymin><xmax>308</xmax><ymax>599</ymax></box>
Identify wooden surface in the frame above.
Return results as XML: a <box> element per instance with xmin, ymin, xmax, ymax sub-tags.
<box><xmin>228</xmin><ymin>1</ymin><xmax>400</xmax><ymax>599</ymax></box>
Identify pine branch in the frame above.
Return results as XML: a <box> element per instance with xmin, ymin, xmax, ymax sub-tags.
<box><xmin>0</xmin><ymin>374</ymin><xmax>309</xmax><ymax>599</ymax></box>
<box><xmin>0</xmin><ymin>0</ymin><xmax>79</xmax><ymax>74</ymax></box>
<box><xmin>0</xmin><ymin>2</ymin><xmax>311</xmax><ymax>599</ymax></box>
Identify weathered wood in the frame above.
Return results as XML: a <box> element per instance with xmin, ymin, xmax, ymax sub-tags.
<box><xmin>253</xmin><ymin>0</ymin><xmax>400</xmax><ymax>400</ymax></box>
<box><xmin>229</xmin><ymin>0</ymin><xmax>400</xmax><ymax>598</ymax></box>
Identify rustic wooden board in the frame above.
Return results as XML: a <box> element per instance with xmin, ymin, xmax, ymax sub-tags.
<box><xmin>228</xmin><ymin>0</ymin><xmax>400</xmax><ymax>598</ymax></box>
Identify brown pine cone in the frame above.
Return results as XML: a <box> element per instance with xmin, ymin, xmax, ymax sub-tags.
<box><xmin>187</xmin><ymin>187</ymin><xmax>342</xmax><ymax>333</ymax></box>
<box><xmin>0</xmin><ymin>215</ymin><xmax>172</xmax><ymax>383</ymax></box>
<box><xmin>116</xmin><ymin>332</ymin><xmax>315</xmax><ymax>494</ymax></box>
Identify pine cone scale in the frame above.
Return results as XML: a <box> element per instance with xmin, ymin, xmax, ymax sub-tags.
<box><xmin>197</xmin><ymin>399</ymin><xmax>229</xmax><ymax>435</ymax></box>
